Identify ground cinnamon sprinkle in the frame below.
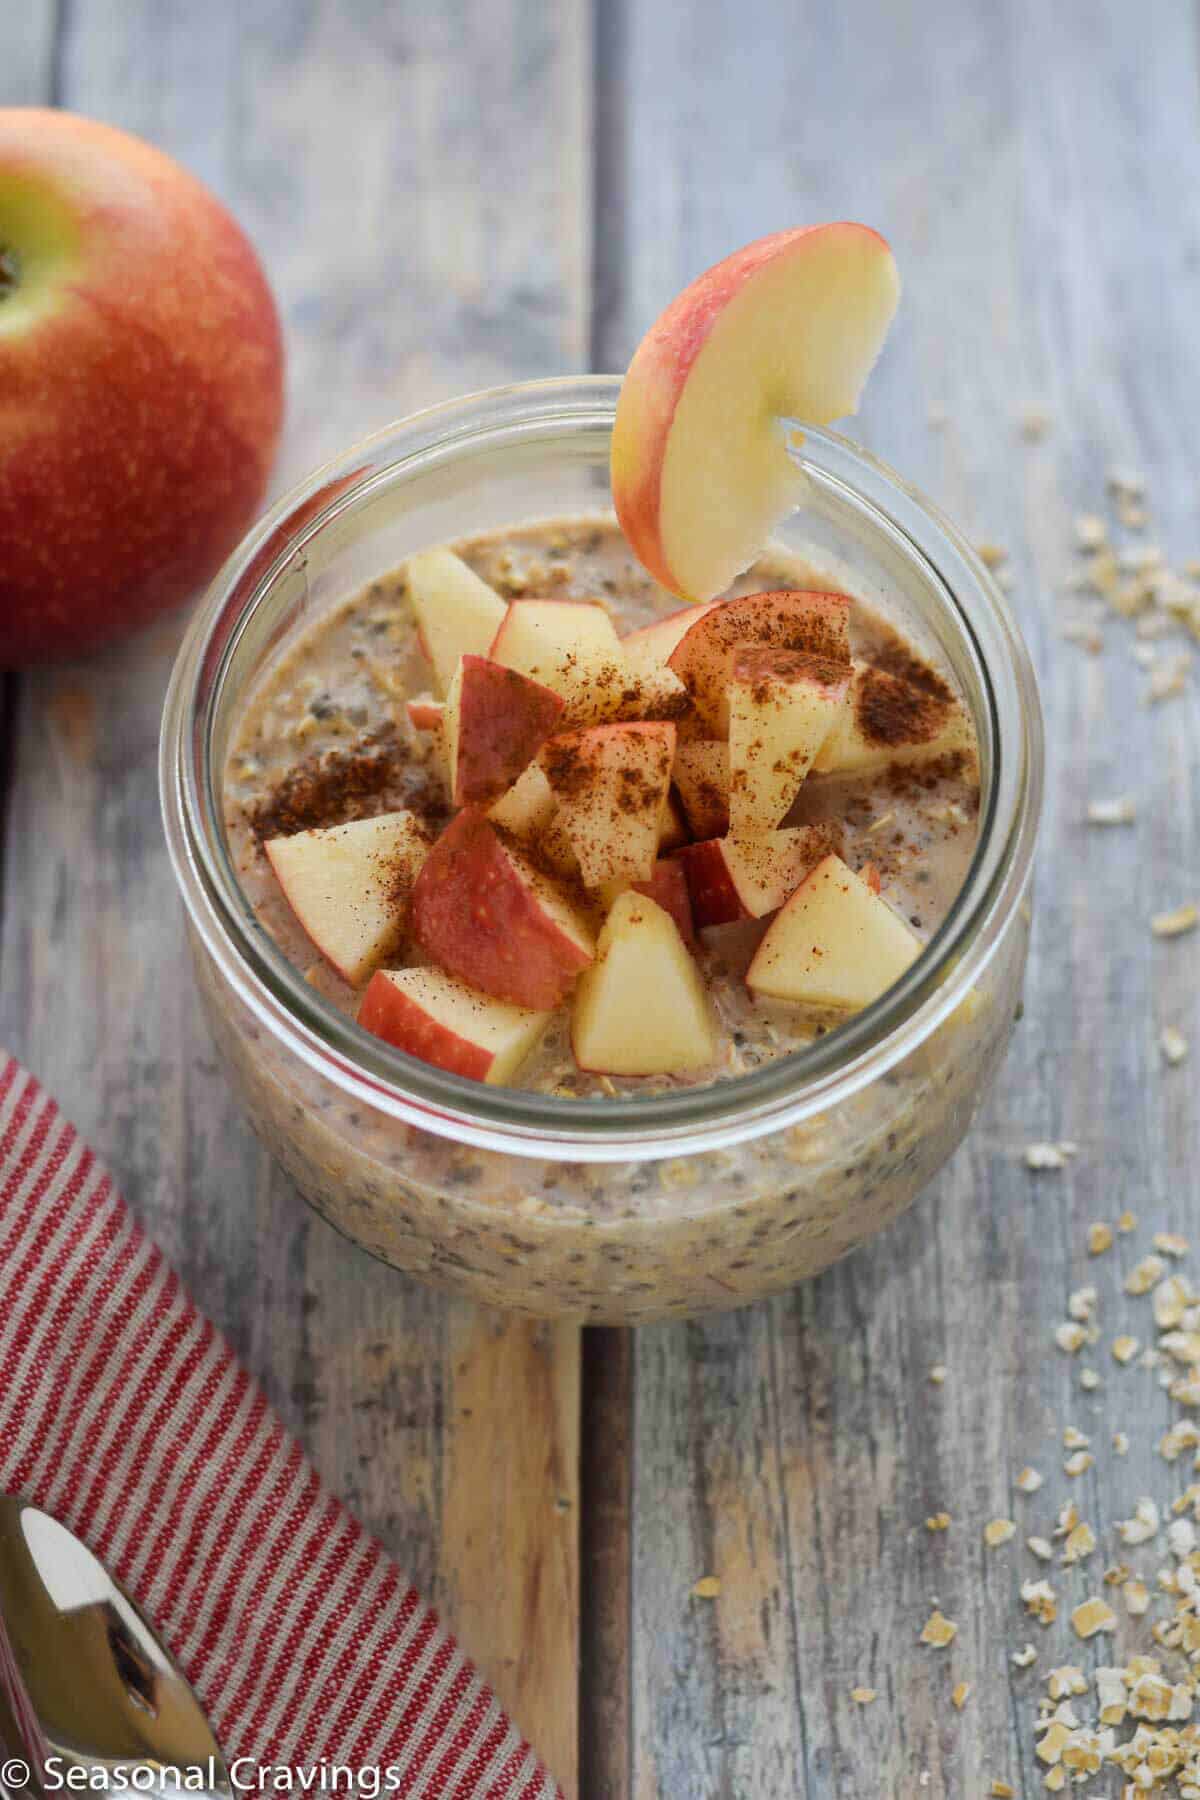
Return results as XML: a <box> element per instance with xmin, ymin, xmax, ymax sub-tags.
<box><xmin>248</xmin><ymin>726</ymin><xmax>447</xmax><ymax>840</ymax></box>
<box><xmin>732</xmin><ymin>645</ymin><xmax>853</xmax><ymax>705</ymax></box>
<box><xmin>870</xmin><ymin>639</ymin><xmax>955</xmax><ymax>706</ymax></box>
<box><xmin>855</xmin><ymin>664</ymin><xmax>952</xmax><ymax>749</ymax></box>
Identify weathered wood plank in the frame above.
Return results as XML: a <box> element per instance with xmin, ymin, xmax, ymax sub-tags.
<box><xmin>0</xmin><ymin>3</ymin><xmax>57</xmax><ymax>105</ymax></box>
<box><xmin>0</xmin><ymin>3</ymin><xmax>589</xmax><ymax>1785</ymax></box>
<box><xmin>600</xmin><ymin>0</ymin><xmax>1200</xmax><ymax>1791</ymax></box>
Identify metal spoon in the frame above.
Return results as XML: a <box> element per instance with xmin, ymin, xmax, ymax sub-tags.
<box><xmin>0</xmin><ymin>1496</ymin><xmax>229</xmax><ymax>1799</ymax></box>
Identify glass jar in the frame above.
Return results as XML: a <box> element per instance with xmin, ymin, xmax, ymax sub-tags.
<box><xmin>160</xmin><ymin>377</ymin><xmax>1042</xmax><ymax>1324</ymax></box>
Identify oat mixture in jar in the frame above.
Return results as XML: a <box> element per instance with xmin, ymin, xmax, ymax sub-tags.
<box><xmin>223</xmin><ymin>516</ymin><xmax>980</xmax><ymax>1098</ymax></box>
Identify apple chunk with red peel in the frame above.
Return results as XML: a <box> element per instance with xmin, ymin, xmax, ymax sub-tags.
<box><xmin>443</xmin><ymin>654</ymin><xmax>564</xmax><ymax>807</ymax></box>
<box><xmin>265</xmin><ymin>811</ymin><xmax>431</xmax><ymax>986</ymax></box>
<box><xmin>668</xmin><ymin>589</ymin><xmax>852</xmax><ymax>736</ymax></box>
<box><xmin>634</xmin><ymin>859</ymin><xmax>698</xmax><ymax>952</ymax></box>
<box><xmin>411</xmin><ymin>809</ymin><xmax>595</xmax><ymax>1010</ymax></box>
<box><xmin>747</xmin><ymin>853</ymin><xmax>921</xmax><ymax>1010</ymax></box>
<box><xmin>358</xmin><ymin>968</ymin><xmax>549</xmax><ymax>1085</ymax></box>
<box><xmin>572</xmin><ymin>892</ymin><xmax>716</xmax><ymax>1075</ymax></box>
<box><xmin>407</xmin><ymin>549</ymin><xmax>507</xmax><ymax>695</ymax></box>
<box><xmin>672</xmin><ymin>739</ymin><xmax>730</xmax><ymax>838</ymax></box>
<box><xmin>728</xmin><ymin>648</ymin><xmax>851</xmax><ymax>836</ymax></box>
<box><xmin>677</xmin><ymin>824</ymin><xmax>840</xmax><ymax>928</ymax></box>
<box><xmin>489</xmin><ymin>598</ymin><xmax>628</xmax><ymax>725</ymax></box>
<box><xmin>541</xmin><ymin>722</ymin><xmax>676</xmax><ymax>890</ymax></box>
<box><xmin>611</xmin><ymin>223</ymin><xmax>900</xmax><ymax>601</ymax></box>
<box><xmin>600</xmin><ymin>858</ymin><xmax>699</xmax><ymax>952</ymax></box>
<box><xmin>488</xmin><ymin>762</ymin><xmax>580</xmax><ymax>879</ymax></box>
<box><xmin>813</xmin><ymin>662</ymin><xmax>974</xmax><ymax>775</ymax></box>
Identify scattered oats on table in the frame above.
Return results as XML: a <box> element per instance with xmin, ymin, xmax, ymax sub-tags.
<box><xmin>1088</xmin><ymin>1221</ymin><xmax>1114</xmax><ymax>1255</ymax></box>
<box><xmin>1118</xmin><ymin>1210</ymin><xmax>1138</xmax><ymax>1234</ymax></box>
<box><xmin>1127</xmin><ymin>1255</ymin><xmax>1168</xmax><ymax>1295</ymax></box>
<box><xmin>976</xmin><ymin>540</ymin><xmax>1008</xmax><ymax>569</ymax></box>
<box><xmin>1071</xmin><ymin>1596</ymin><xmax>1116</xmax><ymax>1639</ymax></box>
<box><xmin>691</xmin><ymin>1576</ymin><xmax>721</xmax><ymax>1599</ymax></box>
<box><xmin>1011</xmin><ymin>1642</ymin><xmax>1039</xmax><ymax>1667</ymax></box>
<box><xmin>1025</xmin><ymin>1141</ymin><xmax>1073</xmax><ymax>1171</ymax></box>
<box><xmin>1016</xmin><ymin>1466</ymin><xmax>1044</xmax><ymax>1494</ymax></box>
<box><xmin>928</xmin><ymin>1363</ymin><xmax>947</xmax><ymax>1385</ymax></box>
<box><xmin>1160</xmin><ymin>1025</ymin><xmax>1190</xmax><ymax>1067</ymax></box>
<box><xmin>1056</xmin><ymin>1321</ymin><xmax>1087</xmax><ymax>1354</ymax></box>
<box><xmin>951</xmin><ymin>1680</ymin><xmax>971</xmax><ymax>1709</ymax></box>
<box><xmin>1022</xmin><ymin>1579</ymin><xmax>1058</xmax><ymax>1625</ymax></box>
<box><xmin>1145</xmin><ymin>650</ymin><xmax>1193</xmax><ymax>702</ymax></box>
<box><xmin>1086</xmin><ymin>795</ymin><xmax>1137</xmax><ymax>826</ymax></box>
<box><xmin>1118</xmin><ymin>1498</ymin><xmax>1160</xmax><ymax>1546</ymax></box>
<box><xmin>850</xmin><ymin>1686</ymin><xmax>876</xmax><ymax>1705</ymax></box>
<box><xmin>1028</xmin><ymin>1536</ymin><xmax>1054</xmax><ymax>1562</ymax></box>
<box><xmin>1064</xmin><ymin>1449</ymin><xmax>1094</xmax><ymax>1477</ymax></box>
<box><xmin>1151</xmin><ymin>901</ymin><xmax>1199</xmax><ymax>939</ymax></box>
<box><xmin>925</xmin><ymin>1511</ymin><xmax>951</xmax><ymax>1531</ymax></box>
<box><xmin>919</xmin><ymin>1607</ymin><xmax>957</xmax><ymax>1648</ymax></box>
<box><xmin>1113</xmin><ymin>1335</ymin><xmax>1141</xmax><ymax>1365</ymax></box>
<box><xmin>985</xmin><ymin>1518</ymin><xmax>1016</xmax><ymax>1548</ymax></box>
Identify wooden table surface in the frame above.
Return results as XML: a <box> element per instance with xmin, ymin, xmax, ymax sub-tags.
<box><xmin>3</xmin><ymin>3</ymin><xmax>1199</xmax><ymax>1795</ymax></box>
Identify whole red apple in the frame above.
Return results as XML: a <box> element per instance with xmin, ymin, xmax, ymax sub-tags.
<box><xmin>0</xmin><ymin>109</ymin><xmax>285</xmax><ymax>664</ymax></box>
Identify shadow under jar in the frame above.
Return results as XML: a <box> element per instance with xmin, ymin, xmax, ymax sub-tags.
<box><xmin>160</xmin><ymin>377</ymin><xmax>1042</xmax><ymax>1325</ymax></box>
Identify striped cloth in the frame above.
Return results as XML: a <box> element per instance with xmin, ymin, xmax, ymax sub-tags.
<box><xmin>0</xmin><ymin>1052</ymin><xmax>561</xmax><ymax>1798</ymax></box>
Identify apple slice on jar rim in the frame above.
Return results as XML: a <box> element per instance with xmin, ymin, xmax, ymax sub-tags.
<box><xmin>611</xmin><ymin>222</ymin><xmax>901</xmax><ymax>604</ymax></box>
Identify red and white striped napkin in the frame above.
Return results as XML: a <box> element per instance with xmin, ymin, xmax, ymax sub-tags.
<box><xmin>0</xmin><ymin>1052</ymin><xmax>562</xmax><ymax>1798</ymax></box>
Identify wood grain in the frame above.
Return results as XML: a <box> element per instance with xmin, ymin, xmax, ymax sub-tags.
<box><xmin>0</xmin><ymin>5</ymin><xmax>589</xmax><ymax>1789</ymax></box>
<box><xmin>5</xmin><ymin>1</ymin><xmax>1200</xmax><ymax>1793</ymax></box>
<box><xmin>597</xmin><ymin>0</ymin><xmax>1200</xmax><ymax>1791</ymax></box>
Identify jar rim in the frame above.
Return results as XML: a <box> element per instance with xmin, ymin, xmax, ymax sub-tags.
<box><xmin>160</xmin><ymin>375</ymin><xmax>1043</xmax><ymax>1162</ymax></box>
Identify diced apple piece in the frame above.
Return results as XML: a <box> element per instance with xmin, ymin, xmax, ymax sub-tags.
<box><xmin>406</xmin><ymin>548</ymin><xmax>507</xmax><ymax>695</ymax></box>
<box><xmin>612</xmin><ymin>662</ymin><xmax>693</xmax><ymax>723</ymax></box>
<box><xmin>668</xmin><ymin>589</ymin><xmax>851</xmax><ymax>735</ymax></box>
<box><xmin>672</xmin><ymin>740</ymin><xmax>730</xmax><ymax>838</ymax></box>
<box><xmin>728</xmin><ymin>647</ymin><xmax>851</xmax><ymax>835</ymax></box>
<box><xmin>598</xmin><ymin>857</ymin><xmax>699</xmax><ymax>952</ymax></box>
<box><xmin>620</xmin><ymin>602</ymin><xmax>720</xmax><ymax>724</ymax></box>
<box><xmin>411</xmin><ymin>809</ymin><xmax>594</xmax><ymax>1010</ymax></box>
<box><xmin>658</xmin><ymin>789</ymin><xmax>690</xmax><ymax>852</ymax></box>
<box><xmin>443</xmin><ymin>654</ymin><xmax>564</xmax><ymax>808</ymax></box>
<box><xmin>358</xmin><ymin>967</ymin><xmax>548</xmax><ymax>1085</ymax></box>
<box><xmin>571</xmin><ymin>891</ymin><xmax>716</xmax><ymax>1075</ymax></box>
<box><xmin>489</xmin><ymin>759</ymin><xmax>557</xmax><ymax>837</ymax></box>
<box><xmin>540</xmin><ymin>722</ymin><xmax>676</xmax><ymax>890</ymax></box>
<box><xmin>488</xmin><ymin>762</ymin><xmax>580</xmax><ymax>879</ymax></box>
<box><xmin>265</xmin><ymin>811</ymin><xmax>431</xmax><ymax>985</ymax></box>
<box><xmin>812</xmin><ymin>662</ymin><xmax>974</xmax><ymax>774</ymax></box>
<box><xmin>489</xmin><ymin>598</ymin><xmax>627</xmax><ymax>725</ymax></box>
<box><xmin>406</xmin><ymin>694</ymin><xmax>443</xmax><ymax>732</ymax></box>
<box><xmin>746</xmin><ymin>853</ymin><xmax>920</xmax><ymax>1010</ymax></box>
<box><xmin>611</xmin><ymin>223</ymin><xmax>900</xmax><ymax>600</ymax></box>
<box><xmin>677</xmin><ymin>824</ymin><xmax>839</xmax><ymax>927</ymax></box>
<box><xmin>634</xmin><ymin>859</ymin><xmax>698</xmax><ymax>952</ymax></box>
<box><xmin>622</xmin><ymin>600</ymin><xmax>722</xmax><ymax>677</ymax></box>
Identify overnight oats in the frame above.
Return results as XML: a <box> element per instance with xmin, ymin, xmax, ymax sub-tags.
<box><xmin>162</xmin><ymin>232</ymin><xmax>1042</xmax><ymax>1322</ymax></box>
<box><xmin>224</xmin><ymin>522</ymin><xmax>981</xmax><ymax>1099</ymax></box>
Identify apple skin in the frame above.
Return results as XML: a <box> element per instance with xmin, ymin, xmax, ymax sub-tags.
<box><xmin>410</xmin><ymin>808</ymin><xmax>595</xmax><ymax>1010</ymax></box>
<box><xmin>447</xmin><ymin>654</ymin><xmax>564</xmax><ymax>807</ymax></box>
<box><xmin>631</xmin><ymin>858</ymin><xmax>697</xmax><ymax>952</ymax></box>
<box><xmin>0</xmin><ymin>109</ymin><xmax>284</xmax><ymax>664</ymax></box>
<box><xmin>611</xmin><ymin>223</ymin><xmax>898</xmax><ymax>600</ymax></box>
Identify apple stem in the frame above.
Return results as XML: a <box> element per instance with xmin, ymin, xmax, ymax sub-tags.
<box><xmin>0</xmin><ymin>245</ymin><xmax>18</xmax><ymax>298</ymax></box>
